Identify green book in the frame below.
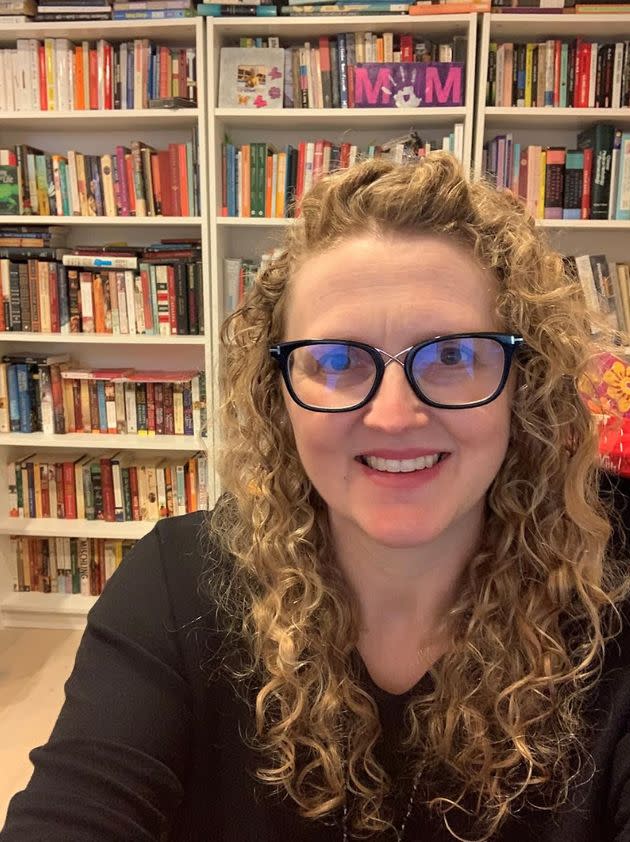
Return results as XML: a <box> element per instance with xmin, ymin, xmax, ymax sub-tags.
<box><xmin>0</xmin><ymin>165</ymin><xmax>19</xmax><ymax>215</ymax></box>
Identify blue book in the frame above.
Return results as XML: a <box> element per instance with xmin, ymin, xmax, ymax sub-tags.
<box><xmin>96</xmin><ymin>381</ymin><xmax>108</xmax><ymax>433</ymax></box>
<box><xmin>15</xmin><ymin>362</ymin><xmax>31</xmax><ymax>433</ymax></box>
<box><xmin>126</xmin><ymin>48</ymin><xmax>134</xmax><ymax>108</ymax></box>
<box><xmin>197</xmin><ymin>3</ymin><xmax>277</xmax><ymax>13</ymax></box>
<box><xmin>7</xmin><ymin>364</ymin><xmax>20</xmax><ymax>432</ymax></box>
<box><xmin>57</xmin><ymin>264</ymin><xmax>70</xmax><ymax>333</ymax></box>
<box><xmin>563</xmin><ymin>150</ymin><xmax>583</xmax><ymax>220</ymax></box>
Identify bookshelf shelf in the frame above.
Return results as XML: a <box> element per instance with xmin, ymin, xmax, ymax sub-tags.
<box><xmin>484</xmin><ymin>107</ymin><xmax>630</xmax><ymax>130</ymax></box>
<box><xmin>536</xmin><ymin>220</ymin><xmax>630</xmax><ymax>230</ymax></box>
<box><xmin>0</xmin><ymin>18</ymin><xmax>200</xmax><ymax>45</ymax></box>
<box><xmin>216</xmin><ymin>217</ymin><xmax>290</xmax><ymax>227</ymax></box>
<box><xmin>210</xmin><ymin>14</ymin><xmax>474</xmax><ymax>37</ymax></box>
<box><xmin>0</xmin><ymin>517</ymin><xmax>156</xmax><ymax>540</ymax></box>
<box><xmin>215</xmin><ymin>107</ymin><xmax>468</xmax><ymax>130</ymax></box>
<box><xmin>0</xmin><ymin>330</ymin><xmax>206</xmax><ymax>347</ymax></box>
<box><xmin>0</xmin><ymin>109</ymin><xmax>199</xmax><ymax>131</ymax></box>
<box><xmin>1</xmin><ymin>591</ymin><xmax>97</xmax><ymax>630</ymax></box>
<box><xmin>0</xmin><ymin>333</ymin><xmax>206</xmax><ymax>345</ymax></box>
<box><xmin>0</xmin><ymin>432</ymin><xmax>207</xmax><ymax>450</ymax></box>
<box><xmin>0</xmin><ymin>216</ymin><xmax>202</xmax><ymax>226</ymax></box>
<box><xmin>485</xmin><ymin>12</ymin><xmax>630</xmax><ymax>40</ymax></box>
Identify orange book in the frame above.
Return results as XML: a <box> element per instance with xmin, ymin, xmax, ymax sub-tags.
<box><xmin>89</xmin><ymin>48</ymin><xmax>98</xmax><ymax>110</ymax></box>
<box><xmin>92</xmin><ymin>274</ymin><xmax>106</xmax><ymax>333</ymax></box>
<box><xmin>409</xmin><ymin>1</ymin><xmax>489</xmax><ymax>12</ymax></box>
<box><xmin>74</xmin><ymin>45</ymin><xmax>85</xmax><ymax>109</ymax></box>
<box><xmin>150</xmin><ymin>154</ymin><xmax>162</xmax><ymax>216</ymax></box>
<box><xmin>376</xmin><ymin>36</ymin><xmax>384</xmax><ymax>63</ymax></box>
<box><xmin>178</xmin><ymin>143</ymin><xmax>188</xmax><ymax>216</ymax></box>
<box><xmin>265</xmin><ymin>152</ymin><xmax>273</xmax><ymax>218</ymax></box>
<box><xmin>187</xmin><ymin>455</ymin><xmax>198</xmax><ymax>512</ymax></box>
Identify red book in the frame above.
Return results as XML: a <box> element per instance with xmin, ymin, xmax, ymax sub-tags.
<box><xmin>168</xmin><ymin>144</ymin><xmax>181</xmax><ymax>218</ymax></box>
<box><xmin>154</xmin><ymin>383</ymin><xmax>164</xmax><ymax>435</ymax></box>
<box><xmin>125</xmin><ymin>154</ymin><xmax>136</xmax><ymax>215</ymax></box>
<box><xmin>400</xmin><ymin>34</ymin><xmax>413</xmax><ymax>63</ymax></box>
<box><xmin>140</xmin><ymin>267</ymin><xmax>153</xmax><ymax>333</ymax></box>
<box><xmin>146</xmin><ymin>382</ymin><xmax>156</xmax><ymax>435</ymax></box>
<box><xmin>104</xmin><ymin>44</ymin><xmax>113</xmax><ymax>109</ymax></box>
<box><xmin>40</xmin><ymin>465</ymin><xmax>50</xmax><ymax>518</ymax></box>
<box><xmin>100</xmin><ymin>457</ymin><xmax>115</xmax><ymax>522</ymax></box>
<box><xmin>129</xmin><ymin>466</ymin><xmax>140</xmax><ymax>520</ymax></box>
<box><xmin>89</xmin><ymin>48</ymin><xmax>98</xmax><ymax>110</ymax></box>
<box><xmin>62</xmin><ymin>461</ymin><xmax>77</xmax><ymax>518</ymax></box>
<box><xmin>178</xmin><ymin>144</ymin><xmax>189</xmax><ymax>216</ymax></box>
<box><xmin>578</xmin><ymin>41</ymin><xmax>591</xmax><ymax>108</ymax></box>
<box><xmin>38</xmin><ymin>45</ymin><xmax>47</xmax><ymax>110</ymax></box>
<box><xmin>178</xmin><ymin>49</ymin><xmax>187</xmax><ymax>98</ymax></box>
<box><xmin>55</xmin><ymin>463</ymin><xmax>64</xmax><ymax>517</ymax></box>
<box><xmin>581</xmin><ymin>146</ymin><xmax>592</xmax><ymax>219</ymax></box>
<box><xmin>157</xmin><ymin>151</ymin><xmax>171</xmax><ymax>216</ymax></box>
<box><xmin>553</xmin><ymin>40</ymin><xmax>561</xmax><ymax>107</ymax></box>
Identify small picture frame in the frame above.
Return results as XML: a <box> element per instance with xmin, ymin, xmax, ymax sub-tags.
<box><xmin>218</xmin><ymin>47</ymin><xmax>285</xmax><ymax>109</ymax></box>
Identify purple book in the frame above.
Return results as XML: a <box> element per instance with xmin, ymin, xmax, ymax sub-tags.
<box><xmin>354</xmin><ymin>62</ymin><xmax>464</xmax><ymax>108</ymax></box>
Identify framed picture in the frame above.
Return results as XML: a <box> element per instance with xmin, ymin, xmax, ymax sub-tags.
<box><xmin>218</xmin><ymin>47</ymin><xmax>285</xmax><ymax>109</ymax></box>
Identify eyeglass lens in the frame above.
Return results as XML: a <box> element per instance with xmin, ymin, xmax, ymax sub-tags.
<box><xmin>287</xmin><ymin>337</ymin><xmax>507</xmax><ymax>409</ymax></box>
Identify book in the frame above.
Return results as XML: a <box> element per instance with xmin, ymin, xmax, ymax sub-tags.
<box><xmin>218</xmin><ymin>48</ymin><xmax>285</xmax><ymax>107</ymax></box>
<box><xmin>0</xmin><ymin>166</ymin><xmax>19</xmax><ymax>215</ymax></box>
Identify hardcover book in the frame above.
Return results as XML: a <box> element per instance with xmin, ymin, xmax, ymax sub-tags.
<box><xmin>0</xmin><ymin>166</ymin><xmax>19</xmax><ymax>214</ymax></box>
<box><xmin>353</xmin><ymin>62</ymin><xmax>464</xmax><ymax>107</ymax></box>
<box><xmin>218</xmin><ymin>47</ymin><xmax>285</xmax><ymax>108</ymax></box>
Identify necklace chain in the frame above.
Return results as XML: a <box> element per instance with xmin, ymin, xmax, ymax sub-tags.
<box><xmin>341</xmin><ymin>769</ymin><xmax>421</xmax><ymax>842</ymax></box>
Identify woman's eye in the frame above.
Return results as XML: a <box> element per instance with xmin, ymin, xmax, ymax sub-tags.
<box><xmin>440</xmin><ymin>347</ymin><xmax>465</xmax><ymax>365</ymax></box>
<box><xmin>319</xmin><ymin>352</ymin><xmax>351</xmax><ymax>372</ymax></box>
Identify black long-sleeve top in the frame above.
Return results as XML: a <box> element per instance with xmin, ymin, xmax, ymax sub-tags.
<box><xmin>3</xmin><ymin>477</ymin><xmax>630</xmax><ymax>842</ymax></box>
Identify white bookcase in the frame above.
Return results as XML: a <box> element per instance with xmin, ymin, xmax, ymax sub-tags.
<box><xmin>205</xmin><ymin>13</ymin><xmax>479</xmax><ymax>382</ymax></box>
<box><xmin>474</xmin><ymin>13</ymin><xmax>630</xmax><ymax>265</ymax></box>
<box><xmin>0</xmin><ymin>18</ymin><xmax>213</xmax><ymax>628</ymax></box>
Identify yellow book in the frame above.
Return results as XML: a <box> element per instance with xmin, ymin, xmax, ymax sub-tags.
<box><xmin>45</xmin><ymin>38</ymin><xmax>55</xmax><ymax>111</ymax></box>
<box><xmin>33</xmin><ymin>460</ymin><xmax>43</xmax><ymax>519</ymax></box>
<box><xmin>525</xmin><ymin>43</ymin><xmax>535</xmax><ymax>108</ymax></box>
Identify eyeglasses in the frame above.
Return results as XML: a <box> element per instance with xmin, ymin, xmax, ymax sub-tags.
<box><xmin>269</xmin><ymin>333</ymin><xmax>525</xmax><ymax>412</ymax></box>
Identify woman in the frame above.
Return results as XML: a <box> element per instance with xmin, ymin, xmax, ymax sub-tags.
<box><xmin>2</xmin><ymin>154</ymin><xmax>630</xmax><ymax>842</ymax></box>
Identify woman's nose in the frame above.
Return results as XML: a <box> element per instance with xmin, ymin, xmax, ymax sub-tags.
<box><xmin>361</xmin><ymin>362</ymin><xmax>430</xmax><ymax>432</ymax></box>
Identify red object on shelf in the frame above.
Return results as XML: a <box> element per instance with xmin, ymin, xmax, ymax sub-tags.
<box><xmin>598</xmin><ymin>417</ymin><xmax>630</xmax><ymax>477</ymax></box>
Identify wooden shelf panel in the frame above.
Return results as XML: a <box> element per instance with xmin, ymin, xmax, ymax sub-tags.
<box><xmin>0</xmin><ymin>591</ymin><xmax>97</xmax><ymax>629</ymax></box>
<box><xmin>0</xmin><ymin>215</ymin><xmax>202</xmax><ymax>226</ymax></box>
<box><xmin>0</xmin><ymin>332</ymin><xmax>207</xmax><ymax>345</ymax></box>
<box><xmin>0</xmin><ymin>433</ymin><xmax>207</xmax><ymax>450</ymax></box>
<box><xmin>536</xmin><ymin>220</ymin><xmax>630</xmax><ymax>230</ymax></box>
<box><xmin>215</xmin><ymin>107</ymin><xmax>468</xmax><ymax>130</ymax></box>
<box><xmin>488</xmin><ymin>12</ymin><xmax>630</xmax><ymax>40</ymax></box>
<box><xmin>0</xmin><ymin>109</ymin><xmax>199</xmax><ymax>131</ymax></box>
<box><xmin>0</xmin><ymin>518</ymin><xmax>157</xmax><ymax>539</ymax></box>
<box><xmin>210</xmin><ymin>14</ymin><xmax>474</xmax><ymax>37</ymax></box>
<box><xmin>0</xmin><ymin>18</ymin><xmax>200</xmax><ymax>44</ymax></box>
<box><xmin>484</xmin><ymin>107</ymin><xmax>630</xmax><ymax>130</ymax></box>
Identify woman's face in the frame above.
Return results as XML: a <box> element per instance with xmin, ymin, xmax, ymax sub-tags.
<box><xmin>281</xmin><ymin>233</ymin><xmax>514</xmax><ymax>551</ymax></box>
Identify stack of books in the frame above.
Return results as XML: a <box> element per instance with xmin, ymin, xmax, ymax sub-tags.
<box><xmin>410</xmin><ymin>0</ymin><xmax>490</xmax><ymax>13</ymax></box>
<box><xmin>34</xmin><ymin>0</ymin><xmax>111</xmax><ymax>21</ymax></box>
<box><xmin>279</xmin><ymin>0</ymin><xmax>410</xmax><ymax>14</ymax></box>
<box><xmin>196</xmin><ymin>0</ymin><xmax>277</xmax><ymax>16</ymax></box>
<box><xmin>492</xmin><ymin>0</ymin><xmax>630</xmax><ymax>13</ymax></box>
<box><xmin>112</xmin><ymin>0</ymin><xmax>196</xmax><ymax>20</ymax></box>
<box><xmin>0</xmin><ymin>0</ymin><xmax>36</xmax><ymax>22</ymax></box>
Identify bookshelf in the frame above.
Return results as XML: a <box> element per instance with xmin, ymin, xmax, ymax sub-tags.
<box><xmin>0</xmin><ymin>17</ymin><xmax>213</xmax><ymax>628</ymax></box>
<box><xmin>474</xmin><ymin>13</ymin><xmax>630</xmax><ymax>265</ymax></box>
<box><xmin>205</xmin><ymin>14</ymin><xmax>478</xmax><ymax>453</ymax></box>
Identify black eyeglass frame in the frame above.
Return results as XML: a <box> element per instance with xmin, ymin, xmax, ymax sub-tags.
<box><xmin>269</xmin><ymin>332</ymin><xmax>526</xmax><ymax>412</ymax></box>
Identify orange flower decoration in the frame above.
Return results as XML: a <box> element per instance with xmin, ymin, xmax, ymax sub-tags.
<box><xmin>603</xmin><ymin>360</ymin><xmax>630</xmax><ymax>414</ymax></box>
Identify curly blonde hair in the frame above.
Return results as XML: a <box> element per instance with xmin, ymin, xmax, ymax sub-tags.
<box><xmin>207</xmin><ymin>153</ymin><xmax>630</xmax><ymax>841</ymax></box>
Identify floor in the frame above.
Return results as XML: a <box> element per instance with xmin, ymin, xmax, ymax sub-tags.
<box><xmin>0</xmin><ymin>627</ymin><xmax>83</xmax><ymax>828</ymax></box>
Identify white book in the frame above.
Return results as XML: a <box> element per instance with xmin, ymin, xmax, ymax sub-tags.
<box><xmin>124</xmin><ymin>271</ymin><xmax>137</xmax><ymax>335</ymax></box>
<box><xmin>15</xmin><ymin>40</ymin><xmax>29</xmax><ymax>113</ymax></box>
<box><xmin>454</xmin><ymin>123</ymin><xmax>464</xmax><ymax>164</ymax></box>
<box><xmin>124</xmin><ymin>382</ymin><xmax>137</xmax><ymax>434</ymax></box>
<box><xmin>588</xmin><ymin>42</ymin><xmax>598</xmax><ymax>108</ymax></box>
<box><xmin>77</xmin><ymin>537</ymin><xmax>90</xmax><ymax>596</ymax></box>
<box><xmin>609</xmin><ymin>129</ymin><xmax>622</xmax><ymax>221</ymax></box>
<box><xmin>197</xmin><ymin>453</ymin><xmax>209</xmax><ymax>511</ymax></box>
<box><xmin>303</xmin><ymin>141</ymin><xmax>315</xmax><ymax>195</ymax></box>
<box><xmin>116</xmin><ymin>272</ymin><xmax>129</xmax><ymax>334</ymax></box>
<box><xmin>67</xmin><ymin>150</ymin><xmax>81</xmax><ymax>215</ymax></box>
<box><xmin>0</xmin><ymin>52</ymin><xmax>6</xmax><ymax>111</ymax></box>
<box><xmin>120</xmin><ymin>41</ymin><xmax>128</xmax><ymax>109</ymax></box>
<box><xmin>495</xmin><ymin>43</ymin><xmax>505</xmax><ymax>107</ymax></box>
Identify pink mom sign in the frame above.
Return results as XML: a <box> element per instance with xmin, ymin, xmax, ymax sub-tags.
<box><xmin>354</xmin><ymin>62</ymin><xmax>464</xmax><ymax>108</ymax></box>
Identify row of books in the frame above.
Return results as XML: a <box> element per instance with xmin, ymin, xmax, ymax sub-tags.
<box><xmin>0</xmin><ymin>242</ymin><xmax>204</xmax><ymax>336</ymax></box>
<box><xmin>483</xmin><ymin>126</ymin><xmax>630</xmax><ymax>220</ymax></box>
<box><xmin>220</xmin><ymin>131</ymin><xmax>464</xmax><ymax>217</ymax></box>
<box><xmin>564</xmin><ymin>252</ymin><xmax>630</xmax><ymax>334</ymax></box>
<box><xmin>487</xmin><ymin>39</ymin><xmax>630</xmax><ymax>108</ymax></box>
<box><xmin>223</xmin><ymin>250</ymin><xmax>280</xmax><ymax>312</ymax></box>
<box><xmin>0</xmin><ymin>38</ymin><xmax>196</xmax><ymax>112</ymax></box>
<box><xmin>218</xmin><ymin>39</ymin><xmax>465</xmax><ymax>110</ymax></box>
<box><xmin>0</xmin><ymin>136</ymin><xmax>200</xmax><ymax>217</ymax></box>
<box><xmin>11</xmin><ymin>536</ymin><xmax>137</xmax><ymax>596</ymax></box>
<box><xmin>8</xmin><ymin>450</ymin><xmax>211</xmax><ymax>521</ymax></box>
<box><xmin>1</xmin><ymin>355</ymin><xmax>207</xmax><ymax>436</ymax></box>
<box><xmin>491</xmin><ymin>0</ymin><xmax>630</xmax><ymax>12</ymax></box>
